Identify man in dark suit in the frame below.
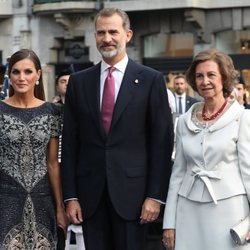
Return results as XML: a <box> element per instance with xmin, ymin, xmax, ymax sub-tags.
<box><xmin>61</xmin><ymin>8</ymin><xmax>174</xmax><ymax>250</ymax></box>
<box><xmin>173</xmin><ymin>74</ymin><xmax>198</xmax><ymax>114</ymax></box>
<box><xmin>235</xmin><ymin>75</ymin><xmax>250</xmax><ymax>109</ymax></box>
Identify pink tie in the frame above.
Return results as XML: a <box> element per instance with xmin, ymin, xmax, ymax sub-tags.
<box><xmin>101</xmin><ymin>67</ymin><xmax>115</xmax><ymax>135</ymax></box>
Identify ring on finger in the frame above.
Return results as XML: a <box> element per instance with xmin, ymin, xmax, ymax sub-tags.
<box><xmin>162</xmin><ymin>240</ymin><xmax>167</xmax><ymax>245</ymax></box>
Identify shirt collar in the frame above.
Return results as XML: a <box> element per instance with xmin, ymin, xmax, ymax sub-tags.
<box><xmin>175</xmin><ymin>93</ymin><xmax>186</xmax><ymax>98</ymax></box>
<box><xmin>101</xmin><ymin>54</ymin><xmax>128</xmax><ymax>74</ymax></box>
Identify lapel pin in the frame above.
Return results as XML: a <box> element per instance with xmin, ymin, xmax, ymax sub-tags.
<box><xmin>134</xmin><ymin>79</ymin><xmax>139</xmax><ymax>84</ymax></box>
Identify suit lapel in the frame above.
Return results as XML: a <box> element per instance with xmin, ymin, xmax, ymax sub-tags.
<box><xmin>185</xmin><ymin>96</ymin><xmax>190</xmax><ymax>112</ymax></box>
<box><xmin>84</xmin><ymin>63</ymin><xmax>105</xmax><ymax>137</ymax></box>
<box><xmin>186</xmin><ymin>96</ymin><xmax>195</xmax><ymax>112</ymax></box>
<box><xmin>111</xmin><ymin>60</ymin><xmax>140</xmax><ymax>130</ymax></box>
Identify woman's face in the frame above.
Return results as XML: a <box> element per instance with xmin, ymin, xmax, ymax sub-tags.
<box><xmin>10</xmin><ymin>58</ymin><xmax>41</xmax><ymax>95</ymax></box>
<box><xmin>195</xmin><ymin>60</ymin><xmax>224</xmax><ymax>100</ymax></box>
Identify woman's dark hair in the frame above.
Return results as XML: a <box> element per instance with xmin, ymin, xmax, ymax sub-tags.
<box><xmin>185</xmin><ymin>49</ymin><xmax>238</xmax><ymax>98</ymax></box>
<box><xmin>8</xmin><ymin>49</ymin><xmax>45</xmax><ymax>100</ymax></box>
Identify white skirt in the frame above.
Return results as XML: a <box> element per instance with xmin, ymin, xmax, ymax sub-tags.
<box><xmin>175</xmin><ymin>194</ymin><xmax>249</xmax><ymax>250</ymax></box>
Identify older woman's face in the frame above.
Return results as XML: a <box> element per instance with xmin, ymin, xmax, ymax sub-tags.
<box><xmin>195</xmin><ymin>60</ymin><xmax>223</xmax><ymax>99</ymax></box>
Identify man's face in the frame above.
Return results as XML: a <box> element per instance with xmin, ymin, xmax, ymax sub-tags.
<box><xmin>236</xmin><ymin>83</ymin><xmax>245</xmax><ymax>103</ymax></box>
<box><xmin>95</xmin><ymin>13</ymin><xmax>133</xmax><ymax>64</ymax></box>
<box><xmin>173</xmin><ymin>77</ymin><xmax>187</xmax><ymax>95</ymax></box>
<box><xmin>56</xmin><ymin>75</ymin><xmax>69</xmax><ymax>96</ymax></box>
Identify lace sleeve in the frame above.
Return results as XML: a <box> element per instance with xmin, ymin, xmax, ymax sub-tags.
<box><xmin>50</xmin><ymin>103</ymin><xmax>63</xmax><ymax>138</ymax></box>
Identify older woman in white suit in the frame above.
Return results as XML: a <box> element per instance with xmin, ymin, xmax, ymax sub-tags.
<box><xmin>162</xmin><ymin>49</ymin><xmax>250</xmax><ymax>250</ymax></box>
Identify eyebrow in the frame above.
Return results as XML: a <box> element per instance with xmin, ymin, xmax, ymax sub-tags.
<box><xmin>11</xmin><ymin>67</ymin><xmax>34</xmax><ymax>71</ymax></box>
<box><xmin>195</xmin><ymin>71</ymin><xmax>217</xmax><ymax>74</ymax></box>
<box><xmin>96</xmin><ymin>29</ymin><xmax>118</xmax><ymax>33</ymax></box>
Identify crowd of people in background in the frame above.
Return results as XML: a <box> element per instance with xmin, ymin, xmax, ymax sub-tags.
<box><xmin>0</xmin><ymin>7</ymin><xmax>250</xmax><ymax>250</ymax></box>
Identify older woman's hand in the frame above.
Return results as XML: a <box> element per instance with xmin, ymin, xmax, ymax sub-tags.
<box><xmin>162</xmin><ymin>229</ymin><xmax>175</xmax><ymax>250</ymax></box>
<box><xmin>246</xmin><ymin>230</ymin><xmax>250</xmax><ymax>243</ymax></box>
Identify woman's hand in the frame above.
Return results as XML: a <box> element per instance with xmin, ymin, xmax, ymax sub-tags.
<box><xmin>162</xmin><ymin>229</ymin><xmax>175</xmax><ymax>250</ymax></box>
<box><xmin>56</xmin><ymin>206</ymin><xmax>69</xmax><ymax>236</ymax></box>
<box><xmin>246</xmin><ymin>230</ymin><xmax>250</xmax><ymax>243</ymax></box>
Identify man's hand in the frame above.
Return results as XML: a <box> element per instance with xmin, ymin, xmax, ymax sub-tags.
<box><xmin>140</xmin><ymin>198</ymin><xmax>161</xmax><ymax>224</ymax></box>
<box><xmin>65</xmin><ymin>200</ymin><xmax>83</xmax><ymax>224</ymax></box>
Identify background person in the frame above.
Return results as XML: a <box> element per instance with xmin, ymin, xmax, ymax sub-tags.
<box><xmin>51</xmin><ymin>68</ymin><xmax>73</xmax><ymax>165</ymax></box>
<box><xmin>235</xmin><ymin>75</ymin><xmax>250</xmax><ymax>109</ymax></box>
<box><xmin>0</xmin><ymin>49</ymin><xmax>68</xmax><ymax>249</ymax></box>
<box><xmin>167</xmin><ymin>88</ymin><xmax>176</xmax><ymax>113</ymax></box>
<box><xmin>162</xmin><ymin>49</ymin><xmax>250</xmax><ymax>250</ymax></box>
<box><xmin>52</xmin><ymin>68</ymin><xmax>72</xmax><ymax>104</ymax></box>
<box><xmin>52</xmin><ymin>68</ymin><xmax>86</xmax><ymax>250</ymax></box>
<box><xmin>173</xmin><ymin>74</ymin><xmax>198</xmax><ymax>114</ymax></box>
<box><xmin>61</xmin><ymin>7</ymin><xmax>174</xmax><ymax>250</ymax></box>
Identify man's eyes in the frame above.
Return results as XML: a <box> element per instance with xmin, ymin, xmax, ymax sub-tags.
<box><xmin>97</xmin><ymin>30</ymin><xmax>118</xmax><ymax>35</ymax></box>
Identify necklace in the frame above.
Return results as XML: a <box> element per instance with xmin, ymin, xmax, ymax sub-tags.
<box><xmin>202</xmin><ymin>100</ymin><xmax>227</xmax><ymax>121</ymax></box>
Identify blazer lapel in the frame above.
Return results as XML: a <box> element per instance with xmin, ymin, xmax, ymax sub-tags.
<box><xmin>84</xmin><ymin>63</ymin><xmax>105</xmax><ymax>138</ymax></box>
<box><xmin>111</xmin><ymin>60</ymin><xmax>140</xmax><ymax>130</ymax></box>
<box><xmin>186</xmin><ymin>97</ymin><xmax>190</xmax><ymax>111</ymax></box>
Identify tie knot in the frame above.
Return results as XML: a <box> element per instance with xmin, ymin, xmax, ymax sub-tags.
<box><xmin>108</xmin><ymin>66</ymin><xmax>115</xmax><ymax>76</ymax></box>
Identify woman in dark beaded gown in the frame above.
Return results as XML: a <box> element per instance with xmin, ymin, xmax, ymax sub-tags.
<box><xmin>0</xmin><ymin>49</ymin><xmax>68</xmax><ymax>249</ymax></box>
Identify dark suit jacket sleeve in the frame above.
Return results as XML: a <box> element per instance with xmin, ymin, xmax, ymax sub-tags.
<box><xmin>61</xmin><ymin>75</ymin><xmax>79</xmax><ymax>200</ymax></box>
<box><xmin>146</xmin><ymin>72</ymin><xmax>174</xmax><ymax>201</ymax></box>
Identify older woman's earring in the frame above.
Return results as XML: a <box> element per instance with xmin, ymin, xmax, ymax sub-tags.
<box><xmin>35</xmin><ymin>80</ymin><xmax>39</xmax><ymax>85</ymax></box>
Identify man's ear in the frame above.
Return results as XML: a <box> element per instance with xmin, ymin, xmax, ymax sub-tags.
<box><xmin>126</xmin><ymin>29</ymin><xmax>133</xmax><ymax>43</ymax></box>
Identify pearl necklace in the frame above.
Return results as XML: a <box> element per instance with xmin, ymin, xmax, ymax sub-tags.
<box><xmin>202</xmin><ymin>100</ymin><xmax>227</xmax><ymax>121</ymax></box>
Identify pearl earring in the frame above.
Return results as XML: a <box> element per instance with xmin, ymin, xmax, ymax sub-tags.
<box><xmin>35</xmin><ymin>80</ymin><xmax>39</xmax><ymax>85</ymax></box>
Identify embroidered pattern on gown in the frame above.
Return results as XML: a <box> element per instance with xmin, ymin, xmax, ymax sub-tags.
<box><xmin>0</xmin><ymin>102</ymin><xmax>62</xmax><ymax>250</ymax></box>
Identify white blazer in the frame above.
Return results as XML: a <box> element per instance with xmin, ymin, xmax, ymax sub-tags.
<box><xmin>163</xmin><ymin>101</ymin><xmax>250</xmax><ymax>228</ymax></box>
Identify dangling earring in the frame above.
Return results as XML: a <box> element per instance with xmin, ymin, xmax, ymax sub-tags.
<box><xmin>35</xmin><ymin>80</ymin><xmax>39</xmax><ymax>85</ymax></box>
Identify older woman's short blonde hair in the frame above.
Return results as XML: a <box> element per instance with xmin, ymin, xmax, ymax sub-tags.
<box><xmin>185</xmin><ymin>49</ymin><xmax>238</xmax><ymax>97</ymax></box>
